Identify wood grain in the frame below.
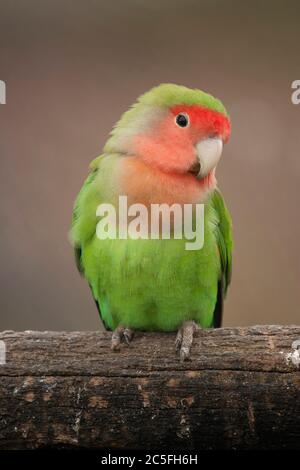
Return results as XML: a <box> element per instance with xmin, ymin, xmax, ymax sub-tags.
<box><xmin>0</xmin><ymin>326</ymin><xmax>299</xmax><ymax>449</ymax></box>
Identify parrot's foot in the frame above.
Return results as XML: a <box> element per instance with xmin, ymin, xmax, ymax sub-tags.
<box><xmin>175</xmin><ymin>321</ymin><xmax>198</xmax><ymax>361</ymax></box>
<box><xmin>111</xmin><ymin>325</ymin><xmax>135</xmax><ymax>351</ymax></box>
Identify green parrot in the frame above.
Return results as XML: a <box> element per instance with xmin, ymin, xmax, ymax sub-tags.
<box><xmin>71</xmin><ymin>83</ymin><xmax>233</xmax><ymax>360</ymax></box>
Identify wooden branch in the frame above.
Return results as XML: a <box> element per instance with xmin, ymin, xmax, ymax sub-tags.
<box><xmin>0</xmin><ymin>326</ymin><xmax>299</xmax><ymax>450</ymax></box>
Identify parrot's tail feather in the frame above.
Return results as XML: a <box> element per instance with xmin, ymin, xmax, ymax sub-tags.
<box><xmin>213</xmin><ymin>280</ymin><xmax>224</xmax><ymax>328</ymax></box>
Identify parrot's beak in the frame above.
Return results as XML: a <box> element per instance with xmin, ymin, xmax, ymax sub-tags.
<box><xmin>194</xmin><ymin>137</ymin><xmax>223</xmax><ymax>179</ymax></box>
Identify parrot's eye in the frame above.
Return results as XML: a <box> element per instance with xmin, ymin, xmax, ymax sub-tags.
<box><xmin>175</xmin><ymin>113</ymin><xmax>189</xmax><ymax>128</ymax></box>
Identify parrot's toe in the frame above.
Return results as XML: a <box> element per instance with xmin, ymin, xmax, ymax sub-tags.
<box><xmin>175</xmin><ymin>329</ymin><xmax>183</xmax><ymax>351</ymax></box>
<box><xmin>123</xmin><ymin>328</ymin><xmax>135</xmax><ymax>345</ymax></box>
<box><xmin>176</xmin><ymin>321</ymin><xmax>198</xmax><ymax>362</ymax></box>
<box><xmin>111</xmin><ymin>325</ymin><xmax>135</xmax><ymax>351</ymax></box>
<box><xmin>111</xmin><ymin>325</ymin><xmax>125</xmax><ymax>351</ymax></box>
<box><xmin>180</xmin><ymin>346</ymin><xmax>191</xmax><ymax>362</ymax></box>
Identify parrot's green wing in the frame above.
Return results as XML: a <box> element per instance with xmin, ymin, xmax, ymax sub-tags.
<box><xmin>71</xmin><ymin>169</ymin><xmax>98</xmax><ymax>275</ymax></box>
<box><xmin>210</xmin><ymin>188</ymin><xmax>233</xmax><ymax>327</ymax></box>
<box><xmin>71</xmin><ymin>154</ymin><xmax>105</xmax><ymax>275</ymax></box>
<box><xmin>71</xmin><ymin>156</ymin><xmax>106</xmax><ymax>318</ymax></box>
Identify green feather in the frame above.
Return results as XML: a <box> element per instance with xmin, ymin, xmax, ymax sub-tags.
<box><xmin>70</xmin><ymin>84</ymin><xmax>232</xmax><ymax>331</ymax></box>
<box><xmin>139</xmin><ymin>83</ymin><xmax>228</xmax><ymax>115</ymax></box>
<box><xmin>104</xmin><ymin>83</ymin><xmax>229</xmax><ymax>154</ymax></box>
<box><xmin>71</xmin><ymin>154</ymin><xmax>233</xmax><ymax>331</ymax></box>
<box><xmin>210</xmin><ymin>188</ymin><xmax>233</xmax><ymax>296</ymax></box>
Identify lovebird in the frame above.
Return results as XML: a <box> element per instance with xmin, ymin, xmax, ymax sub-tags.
<box><xmin>71</xmin><ymin>84</ymin><xmax>233</xmax><ymax>360</ymax></box>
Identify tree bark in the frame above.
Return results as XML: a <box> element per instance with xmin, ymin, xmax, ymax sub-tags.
<box><xmin>0</xmin><ymin>326</ymin><xmax>299</xmax><ymax>450</ymax></box>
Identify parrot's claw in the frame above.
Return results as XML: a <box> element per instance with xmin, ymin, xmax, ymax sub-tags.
<box><xmin>111</xmin><ymin>325</ymin><xmax>134</xmax><ymax>351</ymax></box>
<box><xmin>175</xmin><ymin>330</ymin><xmax>183</xmax><ymax>352</ymax></box>
<box><xmin>123</xmin><ymin>328</ymin><xmax>135</xmax><ymax>345</ymax></box>
<box><xmin>111</xmin><ymin>325</ymin><xmax>124</xmax><ymax>351</ymax></box>
<box><xmin>175</xmin><ymin>321</ymin><xmax>198</xmax><ymax>361</ymax></box>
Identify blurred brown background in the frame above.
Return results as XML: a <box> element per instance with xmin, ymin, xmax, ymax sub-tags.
<box><xmin>0</xmin><ymin>0</ymin><xmax>299</xmax><ymax>331</ymax></box>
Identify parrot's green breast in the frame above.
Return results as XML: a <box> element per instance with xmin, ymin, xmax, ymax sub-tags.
<box><xmin>87</xmin><ymin>240</ymin><xmax>219</xmax><ymax>331</ymax></box>
<box><xmin>71</xmin><ymin>152</ymin><xmax>232</xmax><ymax>333</ymax></box>
<box><xmin>81</xmin><ymin>203</ymin><xmax>221</xmax><ymax>332</ymax></box>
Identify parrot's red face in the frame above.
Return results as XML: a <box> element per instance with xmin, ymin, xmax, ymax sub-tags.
<box><xmin>131</xmin><ymin>105</ymin><xmax>231</xmax><ymax>179</ymax></box>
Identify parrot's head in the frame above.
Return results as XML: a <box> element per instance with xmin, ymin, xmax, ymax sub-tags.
<box><xmin>104</xmin><ymin>83</ymin><xmax>230</xmax><ymax>180</ymax></box>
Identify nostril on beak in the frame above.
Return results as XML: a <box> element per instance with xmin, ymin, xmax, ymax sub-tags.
<box><xmin>188</xmin><ymin>161</ymin><xmax>201</xmax><ymax>176</ymax></box>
